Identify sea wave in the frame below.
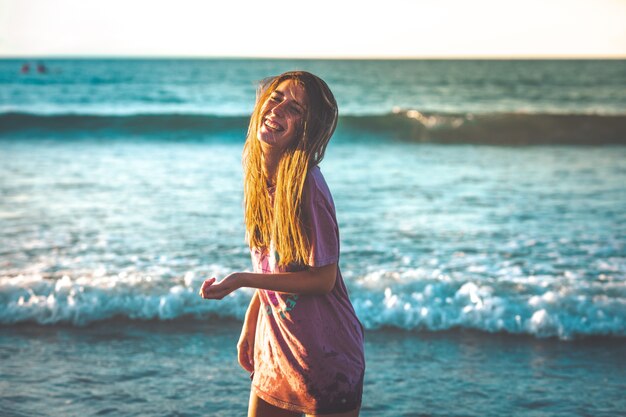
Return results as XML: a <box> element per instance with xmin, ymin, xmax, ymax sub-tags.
<box><xmin>1</xmin><ymin>110</ymin><xmax>625</xmax><ymax>144</ymax></box>
<box><xmin>1</xmin><ymin>271</ymin><xmax>624</xmax><ymax>340</ymax></box>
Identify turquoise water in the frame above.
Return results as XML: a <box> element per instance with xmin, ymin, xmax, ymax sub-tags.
<box><xmin>2</xmin><ymin>59</ymin><xmax>626</xmax><ymax>115</ymax></box>
<box><xmin>1</xmin><ymin>59</ymin><xmax>625</xmax><ymax>416</ymax></box>
<box><xmin>3</xmin><ymin>321</ymin><xmax>625</xmax><ymax>417</ymax></box>
<box><xmin>1</xmin><ymin>137</ymin><xmax>624</xmax><ymax>339</ymax></box>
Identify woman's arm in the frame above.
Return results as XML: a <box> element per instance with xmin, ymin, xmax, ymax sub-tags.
<box><xmin>199</xmin><ymin>263</ymin><xmax>337</xmax><ymax>300</ymax></box>
<box><xmin>237</xmin><ymin>290</ymin><xmax>260</xmax><ymax>373</ymax></box>
<box><xmin>244</xmin><ymin>290</ymin><xmax>261</xmax><ymax>321</ymax></box>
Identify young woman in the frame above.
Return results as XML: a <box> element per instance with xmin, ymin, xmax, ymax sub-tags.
<box><xmin>199</xmin><ymin>71</ymin><xmax>365</xmax><ymax>417</ymax></box>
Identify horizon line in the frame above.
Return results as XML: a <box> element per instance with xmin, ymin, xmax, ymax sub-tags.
<box><xmin>1</xmin><ymin>54</ymin><xmax>625</xmax><ymax>60</ymax></box>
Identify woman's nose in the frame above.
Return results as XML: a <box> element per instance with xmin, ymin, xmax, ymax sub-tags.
<box><xmin>270</xmin><ymin>101</ymin><xmax>288</xmax><ymax>117</ymax></box>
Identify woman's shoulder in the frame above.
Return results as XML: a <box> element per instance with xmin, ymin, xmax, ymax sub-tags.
<box><xmin>305</xmin><ymin>165</ymin><xmax>335</xmax><ymax>206</ymax></box>
<box><xmin>307</xmin><ymin>165</ymin><xmax>331</xmax><ymax>197</ymax></box>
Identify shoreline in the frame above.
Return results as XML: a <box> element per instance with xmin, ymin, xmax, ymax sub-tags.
<box><xmin>3</xmin><ymin>317</ymin><xmax>624</xmax><ymax>345</ymax></box>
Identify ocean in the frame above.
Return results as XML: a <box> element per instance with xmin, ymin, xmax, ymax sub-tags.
<box><xmin>1</xmin><ymin>58</ymin><xmax>625</xmax><ymax>416</ymax></box>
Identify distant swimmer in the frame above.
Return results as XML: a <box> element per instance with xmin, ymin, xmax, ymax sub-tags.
<box><xmin>36</xmin><ymin>62</ymin><xmax>47</xmax><ymax>74</ymax></box>
<box><xmin>20</xmin><ymin>63</ymin><xmax>30</xmax><ymax>74</ymax></box>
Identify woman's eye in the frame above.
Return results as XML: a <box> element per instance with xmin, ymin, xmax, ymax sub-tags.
<box><xmin>270</xmin><ymin>96</ymin><xmax>280</xmax><ymax>102</ymax></box>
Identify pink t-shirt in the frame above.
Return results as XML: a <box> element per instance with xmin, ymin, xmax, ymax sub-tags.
<box><xmin>250</xmin><ymin>166</ymin><xmax>366</xmax><ymax>415</ymax></box>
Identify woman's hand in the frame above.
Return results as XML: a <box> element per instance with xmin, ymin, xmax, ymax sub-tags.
<box><xmin>198</xmin><ymin>273</ymin><xmax>242</xmax><ymax>300</ymax></box>
<box><xmin>237</xmin><ymin>319</ymin><xmax>256</xmax><ymax>373</ymax></box>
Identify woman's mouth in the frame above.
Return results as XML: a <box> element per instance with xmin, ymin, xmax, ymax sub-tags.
<box><xmin>264</xmin><ymin>118</ymin><xmax>284</xmax><ymax>132</ymax></box>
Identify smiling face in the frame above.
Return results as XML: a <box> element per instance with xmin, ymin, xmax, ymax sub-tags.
<box><xmin>257</xmin><ymin>79</ymin><xmax>307</xmax><ymax>151</ymax></box>
<box><xmin>243</xmin><ymin>71</ymin><xmax>339</xmax><ymax>265</ymax></box>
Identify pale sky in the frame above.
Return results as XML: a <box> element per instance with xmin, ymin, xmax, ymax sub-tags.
<box><xmin>1</xmin><ymin>0</ymin><xmax>625</xmax><ymax>58</ymax></box>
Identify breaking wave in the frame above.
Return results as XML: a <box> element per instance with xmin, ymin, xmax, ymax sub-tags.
<box><xmin>1</xmin><ymin>110</ymin><xmax>625</xmax><ymax>144</ymax></box>
<box><xmin>2</xmin><ymin>269</ymin><xmax>624</xmax><ymax>341</ymax></box>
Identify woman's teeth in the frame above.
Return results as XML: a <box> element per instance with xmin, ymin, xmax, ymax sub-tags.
<box><xmin>265</xmin><ymin>119</ymin><xmax>283</xmax><ymax>132</ymax></box>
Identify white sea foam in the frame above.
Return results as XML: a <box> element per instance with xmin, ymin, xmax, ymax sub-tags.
<box><xmin>2</xmin><ymin>269</ymin><xmax>624</xmax><ymax>340</ymax></box>
<box><xmin>0</xmin><ymin>268</ymin><xmax>254</xmax><ymax>326</ymax></box>
<box><xmin>350</xmin><ymin>270</ymin><xmax>626</xmax><ymax>340</ymax></box>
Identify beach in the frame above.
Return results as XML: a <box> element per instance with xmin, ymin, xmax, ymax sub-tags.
<box><xmin>1</xmin><ymin>58</ymin><xmax>625</xmax><ymax>416</ymax></box>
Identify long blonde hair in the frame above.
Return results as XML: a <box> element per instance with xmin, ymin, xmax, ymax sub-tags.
<box><xmin>242</xmin><ymin>71</ymin><xmax>338</xmax><ymax>266</ymax></box>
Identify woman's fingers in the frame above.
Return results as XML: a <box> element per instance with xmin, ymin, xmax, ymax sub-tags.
<box><xmin>247</xmin><ymin>344</ymin><xmax>254</xmax><ymax>369</ymax></box>
<box><xmin>238</xmin><ymin>342</ymin><xmax>254</xmax><ymax>373</ymax></box>
<box><xmin>201</xmin><ymin>277</ymin><xmax>216</xmax><ymax>292</ymax></box>
<box><xmin>239</xmin><ymin>352</ymin><xmax>253</xmax><ymax>372</ymax></box>
<box><xmin>198</xmin><ymin>277</ymin><xmax>216</xmax><ymax>298</ymax></box>
<box><xmin>203</xmin><ymin>283</ymin><xmax>229</xmax><ymax>299</ymax></box>
<box><xmin>199</xmin><ymin>273</ymin><xmax>241</xmax><ymax>300</ymax></box>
